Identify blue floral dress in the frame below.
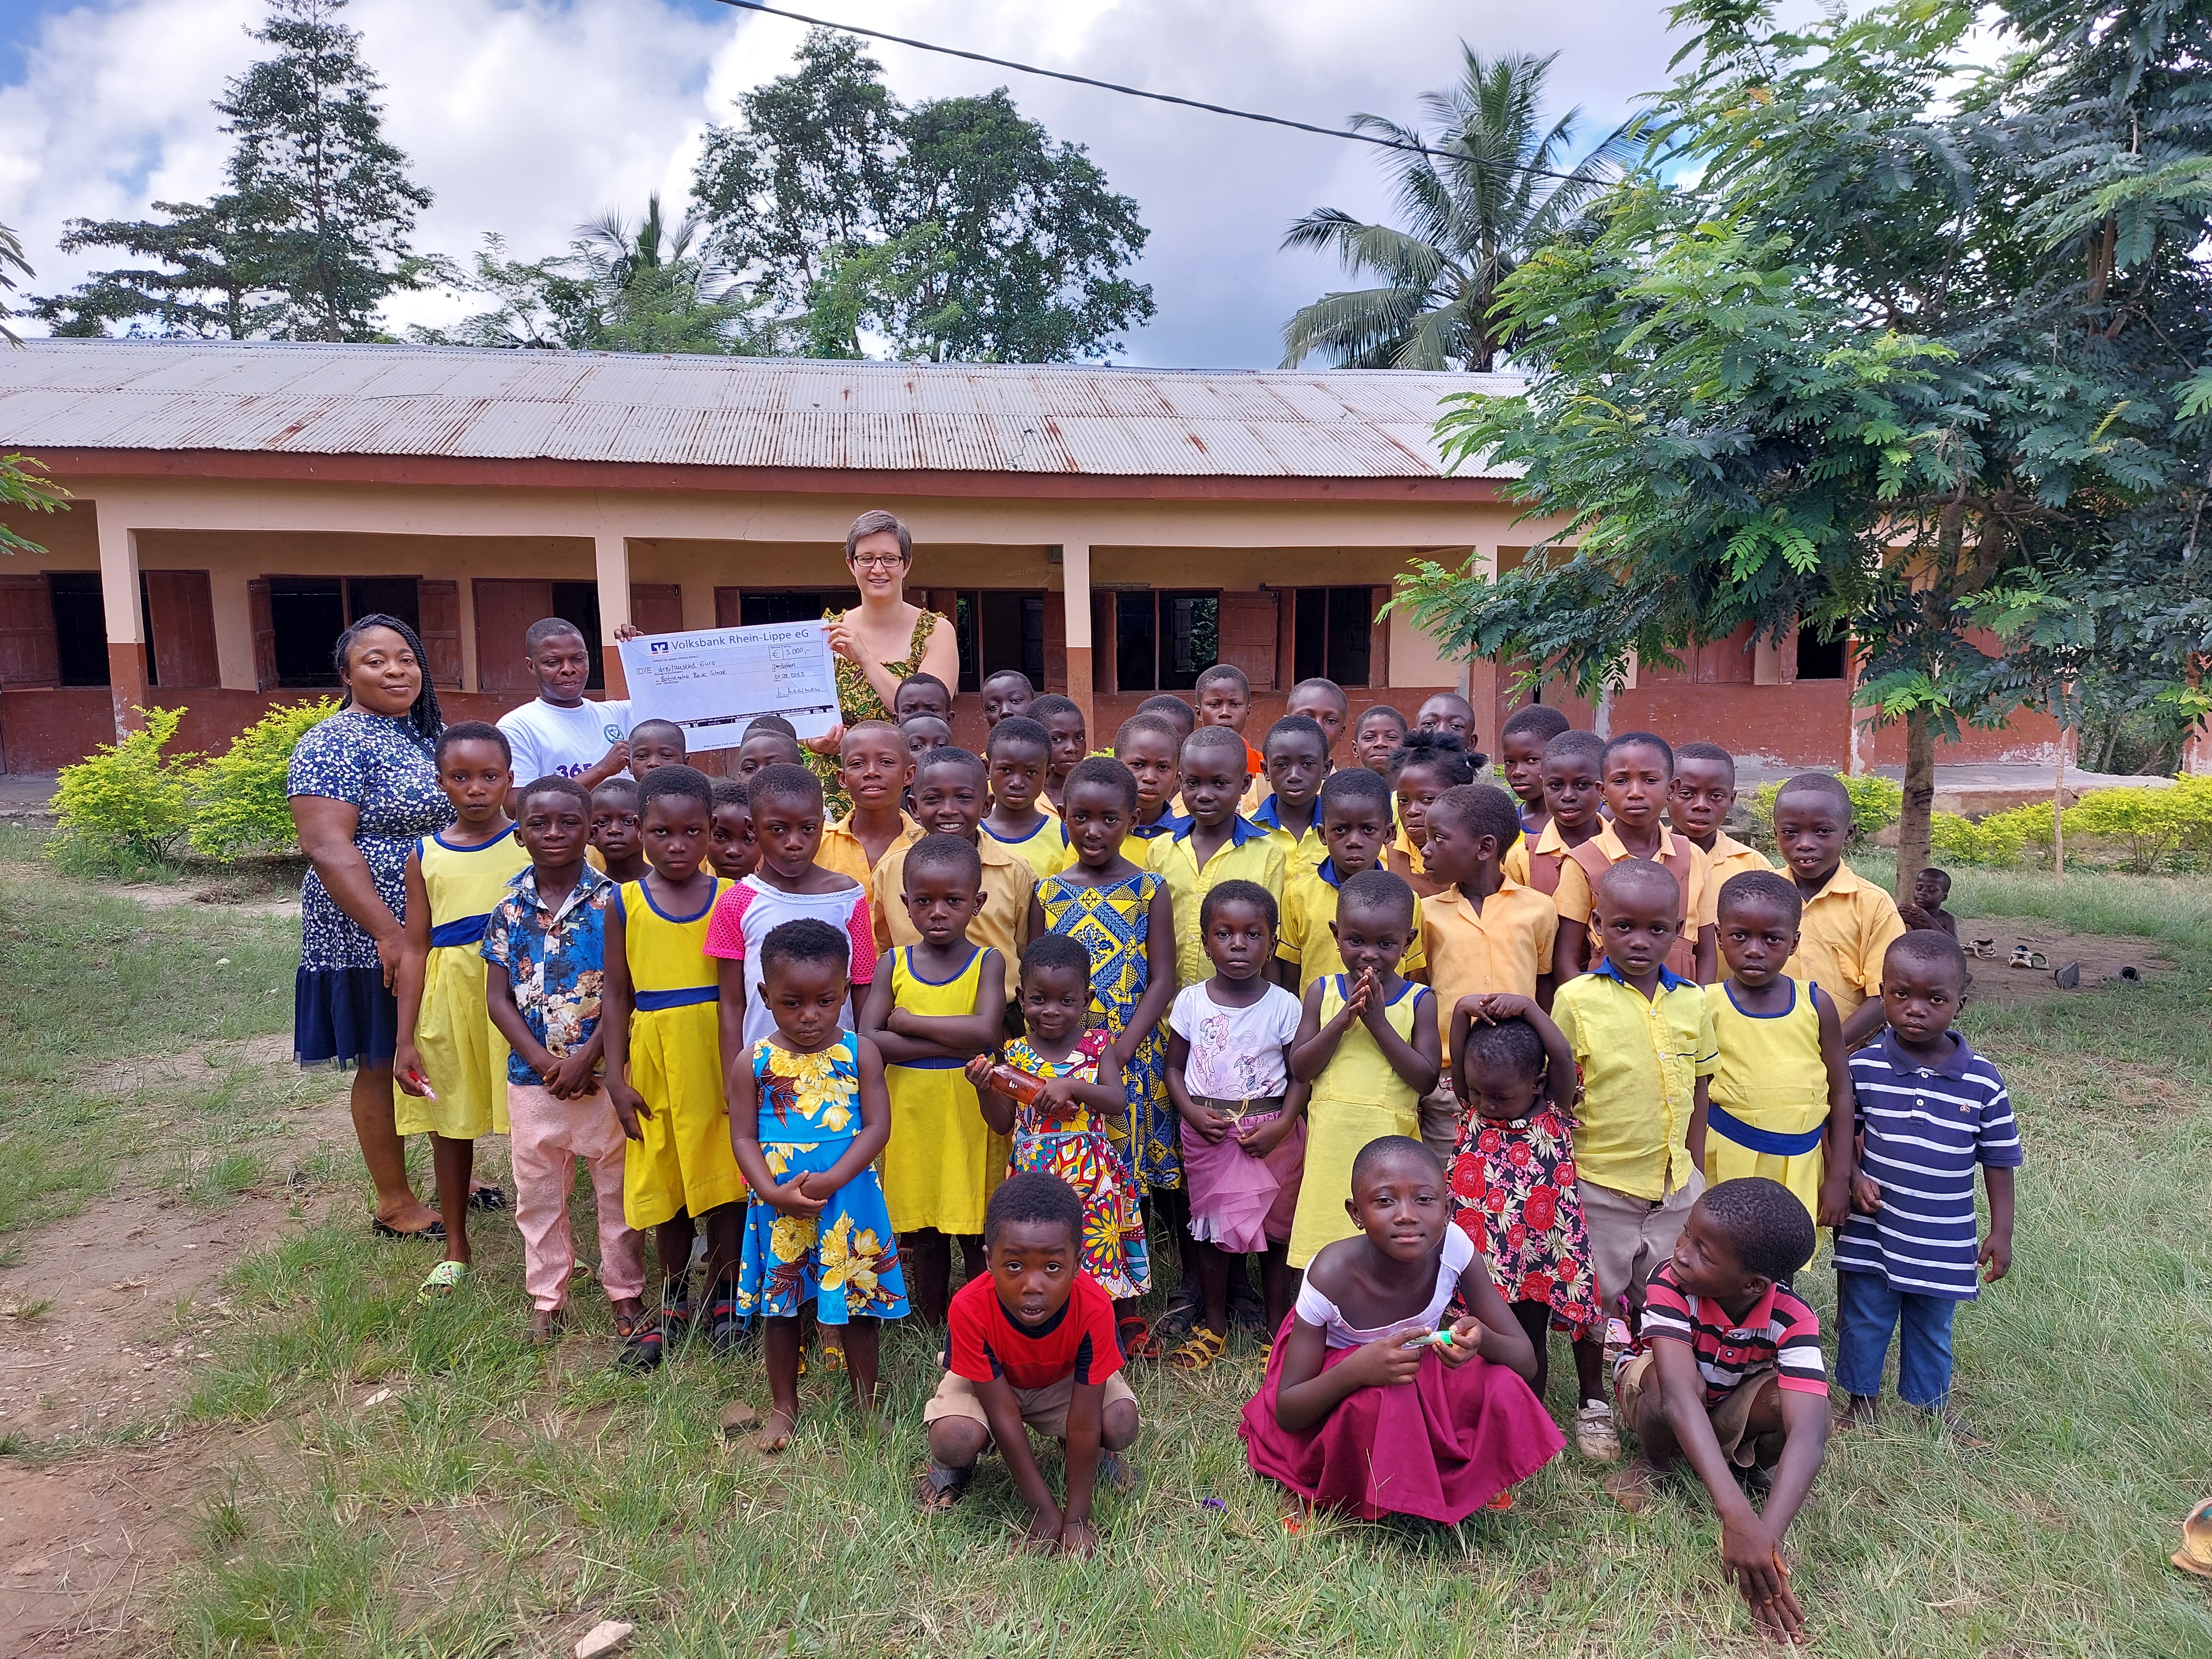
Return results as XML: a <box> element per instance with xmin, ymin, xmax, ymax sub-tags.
<box><xmin>1037</xmin><ymin>870</ymin><xmax>1177</xmax><ymax>1190</ymax></box>
<box><xmin>735</xmin><ymin>1034</ymin><xmax>910</xmax><ymax>1325</ymax></box>
<box><xmin>287</xmin><ymin>709</ymin><xmax>452</xmax><ymax>1068</ymax></box>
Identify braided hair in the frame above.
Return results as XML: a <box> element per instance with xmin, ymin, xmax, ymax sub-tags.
<box><xmin>333</xmin><ymin>613</ymin><xmax>443</xmax><ymax>745</ymax></box>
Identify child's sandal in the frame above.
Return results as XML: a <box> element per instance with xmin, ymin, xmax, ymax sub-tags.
<box><xmin>1117</xmin><ymin>1315</ymin><xmax>1162</xmax><ymax>1362</ymax></box>
<box><xmin>918</xmin><ymin>1460</ymin><xmax>973</xmax><ymax>1513</ymax></box>
<box><xmin>1165</xmin><ymin>1327</ymin><xmax>1227</xmax><ymax>1371</ymax></box>
<box><xmin>417</xmin><ymin>1260</ymin><xmax>469</xmax><ymax>1301</ymax></box>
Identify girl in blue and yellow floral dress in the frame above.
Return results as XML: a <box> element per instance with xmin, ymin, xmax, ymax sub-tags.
<box><xmin>969</xmin><ymin>936</ymin><xmax>1152</xmax><ymax>1314</ymax></box>
<box><xmin>730</xmin><ymin>918</ymin><xmax>908</xmax><ymax>1453</ymax></box>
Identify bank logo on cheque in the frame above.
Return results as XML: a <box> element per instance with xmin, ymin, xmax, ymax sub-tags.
<box><xmin>651</xmin><ymin>640</ymin><xmax>671</xmax><ymax>654</ymax></box>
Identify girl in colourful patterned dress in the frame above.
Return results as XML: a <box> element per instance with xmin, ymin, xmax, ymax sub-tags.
<box><xmin>730</xmin><ymin>918</ymin><xmax>909</xmax><ymax>1454</ymax></box>
<box><xmin>968</xmin><ymin>936</ymin><xmax>1151</xmax><ymax>1307</ymax></box>
<box><xmin>1029</xmin><ymin>758</ymin><xmax>1176</xmax><ymax>1345</ymax></box>
<box><xmin>1445</xmin><ymin>992</ymin><xmax>1610</xmax><ymax>1460</ymax></box>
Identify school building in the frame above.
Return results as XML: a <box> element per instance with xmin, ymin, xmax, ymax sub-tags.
<box><xmin>0</xmin><ymin>338</ymin><xmax>2062</xmax><ymax>774</ymax></box>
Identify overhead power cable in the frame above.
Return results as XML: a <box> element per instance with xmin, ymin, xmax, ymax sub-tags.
<box><xmin>707</xmin><ymin>0</ymin><xmax>1623</xmax><ymax>188</ymax></box>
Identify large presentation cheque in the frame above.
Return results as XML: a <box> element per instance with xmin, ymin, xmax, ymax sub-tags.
<box><xmin>616</xmin><ymin>620</ymin><xmax>842</xmax><ymax>751</ymax></box>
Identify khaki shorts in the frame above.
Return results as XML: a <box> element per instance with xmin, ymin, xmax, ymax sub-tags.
<box><xmin>1615</xmin><ymin>1349</ymin><xmax>1780</xmax><ymax>1467</ymax></box>
<box><xmin>1578</xmin><ymin>1172</ymin><xmax>1703</xmax><ymax>1314</ymax></box>
<box><xmin>923</xmin><ymin>1368</ymin><xmax>1139</xmax><ymax>1443</ymax></box>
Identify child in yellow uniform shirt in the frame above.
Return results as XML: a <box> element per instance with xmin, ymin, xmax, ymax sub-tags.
<box><xmin>1771</xmin><ymin>773</ymin><xmax>1908</xmax><ymax>1046</ymax></box>
<box><xmin>1669</xmin><ymin>741</ymin><xmax>1772</xmax><ymax>890</ymax></box>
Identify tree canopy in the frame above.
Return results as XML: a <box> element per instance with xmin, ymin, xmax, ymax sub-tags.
<box><xmin>1280</xmin><ymin>47</ymin><xmax>1636</xmax><ymax>372</ymax></box>
<box><xmin>1396</xmin><ymin>0</ymin><xmax>2212</xmax><ymax>895</ymax></box>
<box><xmin>29</xmin><ymin>0</ymin><xmax>431</xmax><ymax>342</ymax></box>
<box><xmin>688</xmin><ymin>30</ymin><xmax>1154</xmax><ymax>362</ymax></box>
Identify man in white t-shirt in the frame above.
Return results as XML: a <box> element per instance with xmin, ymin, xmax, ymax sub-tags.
<box><xmin>496</xmin><ymin>618</ymin><xmax>633</xmax><ymax>800</ymax></box>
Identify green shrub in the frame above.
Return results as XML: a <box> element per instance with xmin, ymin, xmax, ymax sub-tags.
<box><xmin>49</xmin><ymin>707</ymin><xmax>196</xmax><ymax>874</ymax></box>
<box><xmin>1928</xmin><ymin>810</ymin><xmax>2016</xmax><ymax>866</ymax></box>
<box><xmin>1745</xmin><ymin>772</ymin><xmax>1902</xmax><ymax>845</ymax></box>
<box><xmin>188</xmin><ymin>698</ymin><xmax>339</xmax><ymax>860</ymax></box>
<box><xmin>2060</xmin><ymin>784</ymin><xmax>2201</xmax><ymax>874</ymax></box>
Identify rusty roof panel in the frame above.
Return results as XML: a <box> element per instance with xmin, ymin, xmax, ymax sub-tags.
<box><xmin>0</xmin><ymin>340</ymin><xmax>1521</xmax><ymax>479</ymax></box>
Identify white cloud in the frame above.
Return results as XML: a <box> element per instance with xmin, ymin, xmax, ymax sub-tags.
<box><xmin>0</xmin><ymin>0</ymin><xmax>1685</xmax><ymax>365</ymax></box>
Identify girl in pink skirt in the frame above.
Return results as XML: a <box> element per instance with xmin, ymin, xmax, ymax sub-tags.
<box><xmin>1240</xmin><ymin>1135</ymin><xmax>1562</xmax><ymax>1523</ymax></box>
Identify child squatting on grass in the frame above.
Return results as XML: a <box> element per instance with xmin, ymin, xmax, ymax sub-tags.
<box><xmin>1608</xmin><ymin>1176</ymin><xmax>1832</xmax><ymax>1646</ymax></box>
<box><xmin>919</xmin><ymin>1170</ymin><xmax>1142</xmax><ymax>1555</ymax></box>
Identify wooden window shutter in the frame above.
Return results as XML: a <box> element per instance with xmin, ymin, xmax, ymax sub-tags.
<box><xmin>630</xmin><ymin>583</ymin><xmax>684</xmax><ymax>636</ymax></box>
<box><xmin>714</xmin><ymin>587</ymin><xmax>743</xmax><ymax>628</ymax></box>
<box><xmin>418</xmin><ymin>579</ymin><xmax>463</xmax><ymax>688</ymax></box>
<box><xmin>1092</xmin><ymin>590</ymin><xmax>1117</xmax><ymax>695</ymax></box>
<box><xmin>1043</xmin><ymin>592</ymin><xmax>1068</xmax><ymax>692</ymax></box>
<box><xmin>1216</xmin><ymin>590</ymin><xmax>1280</xmax><ymax>690</ymax></box>
<box><xmin>0</xmin><ymin>575</ymin><xmax>59</xmax><ymax>686</ymax></box>
<box><xmin>471</xmin><ymin>578</ymin><xmax>555</xmax><ymax>694</ymax></box>
<box><xmin>249</xmin><ymin>578</ymin><xmax>277</xmax><ymax>692</ymax></box>
<box><xmin>1368</xmin><ymin>587</ymin><xmax>1392</xmax><ymax>693</ymax></box>
<box><xmin>143</xmin><ymin>570</ymin><xmax>219</xmax><ymax>688</ymax></box>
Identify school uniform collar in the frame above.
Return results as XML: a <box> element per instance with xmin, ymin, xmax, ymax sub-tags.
<box><xmin>1128</xmin><ymin>807</ymin><xmax>1191</xmax><ymax>840</ymax></box>
<box><xmin>1873</xmin><ymin>1028</ymin><xmax>1976</xmax><ymax>1080</ymax></box>
<box><xmin>1316</xmin><ymin>856</ymin><xmax>1350</xmax><ymax>888</ymax></box>
<box><xmin>1803</xmin><ymin>860</ymin><xmax>1872</xmax><ymax>903</ymax></box>
<box><xmin>1591</xmin><ymin>820</ymin><xmax>1687</xmax><ymax>862</ymax></box>
<box><xmin>1427</xmin><ymin>873</ymin><xmax>1530</xmax><ymax>917</ymax></box>
<box><xmin>1594</xmin><ymin>955</ymin><xmax>1692</xmax><ymax>994</ymax></box>
<box><xmin>1172</xmin><ymin>813</ymin><xmax>1266</xmax><ymax>848</ymax></box>
<box><xmin>829</xmin><ymin>808</ymin><xmax>919</xmax><ymax>841</ymax></box>
<box><xmin>508</xmin><ymin>861</ymin><xmax>609</xmax><ymax>922</ymax></box>
<box><xmin>971</xmin><ymin>831</ymin><xmax>1025</xmax><ymax>867</ymax></box>
<box><xmin>1708</xmin><ymin>829</ymin><xmax>1758</xmax><ymax>859</ymax></box>
<box><xmin>1248</xmin><ymin>795</ymin><xmax>1315</xmax><ymax>838</ymax></box>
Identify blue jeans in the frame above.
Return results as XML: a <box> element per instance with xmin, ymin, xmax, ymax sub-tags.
<box><xmin>1835</xmin><ymin>1270</ymin><xmax>1958</xmax><ymax>1408</ymax></box>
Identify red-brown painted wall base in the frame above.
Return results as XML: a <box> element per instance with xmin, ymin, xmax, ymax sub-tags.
<box><xmin>1611</xmin><ymin>683</ymin><xmax>1856</xmax><ymax>770</ymax></box>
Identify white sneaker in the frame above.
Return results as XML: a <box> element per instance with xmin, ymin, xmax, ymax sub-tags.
<box><xmin>1575</xmin><ymin>1399</ymin><xmax>1622</xmax><ymax>1462</ymax></box>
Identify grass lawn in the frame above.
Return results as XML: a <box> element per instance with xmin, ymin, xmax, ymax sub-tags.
<box><xmin>5</xmin><ymin>834</ymin><xmax>2212</xmax><ymax>1656</ymax></box>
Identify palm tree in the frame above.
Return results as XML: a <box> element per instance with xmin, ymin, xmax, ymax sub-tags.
<box><xmin>570</xmin><ymin>194</ymin><xmax>776</xmax><ymax>355</ymax></box>
<box><xmin>1280</xmin><ymin>49</ymin><xmax>1637</xmax><ymax>372</ymax></box>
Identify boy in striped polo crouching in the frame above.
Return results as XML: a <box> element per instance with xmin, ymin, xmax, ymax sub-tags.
<box><xmin>1835</xmin><ymin>929</ymin><xmax>2022</xmax><ymax>1445</ymax></box>
<box><xmin>1608</xmin><ymin>1177</ymin><xmax>1832</xmax><ymax>1643</ymax></box>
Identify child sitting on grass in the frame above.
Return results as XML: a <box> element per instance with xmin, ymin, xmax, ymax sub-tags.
<box><xmin>482</xmin><ymin>775</ymin><xmax>644</xmax><ymax>1345</ymax></box>
<box><xmin>1498</xmin><ymin>706</ymin><xmax>1570</xmax><ymax>839</ymax></box>
<box><xmin>983</xmin><ymin>717</ymin><xmax>1067</xmax><ymax>880</ymax></box>
<box><xmin>1285</xmin><ymin>869</ymin><xmax>1440</xmax><ymax>1269</ymax></box>
<box><xmin>968</xmin><ymin>937</ymin><xmax>1150</xmax><ymax>1305</ymax></box>
<box><xmin>1905</xmin><ymin>865</ymin><xmax>1960</xmax><ymax>938</ymax></box>
<box><xmin>706</xmin><ymin>779</ymin><xmax>756</xmax><ymax>882</ymax></box>
<box><xmin>1241</xmin><ymin>1136</ymin><xmax>1560</xmax><ymax>1524</ymax></box>
<box><xmin>1608</xmin><ymin>1177</ymin><xmax>1831</xmax><ymax>1646</ymax></box>
<box><xmin>1835</xmin><ymin>929</ymin><xmax>2019</xmax><ymax>1443</ymax></box>
<box><xmin>1448</xmin><ymin>998</ymin><xmax>1609</xmax><ymax>1459</ymax></box>
<box><xmin>590</xmin><ymin>776</ymin><xmax>646</xmax><ymax>884</ymax></box>
<box><xmin>920</xmin><ymin>1171</ymin><xmax>1141</xmax><ymax>1556</ymax></box>
<box><xmin>1705</xmin><ymin>872</ymin><xmax>1854</xmax><ymax>1228</ymax></box>
<box><xmin>625</xmin><ymin>718</ymin><xmax>687</xmax><ymax>780</ymax></box>
<box><xmin>1166</xmin><ymin>879</ymin><xmax>1308</xmax><ymax>1368</ymax></box>
<box><xmin>601</xmin><ymin>765</ymin><xmax>746</xmax><ymax>1370</ymax></box>
<box><xmin>1772</xmin><ymin>772</ymin><xmax>1908</xmax><ymax>1045</ymax></box>
<box><xmin>981</xmin><ymin>668</ymin><xmax>1034</xmax><ymax>730</ymax></box>
<box><xmin>1026</xmin><ymin>694</ymin><xmax>1089</xmax><ymax>818</ymax></box>
<box><xmin>729</xmin><ymin>919</ymin><xmax>908</xmax><ymax>1452</ymax></box>
<box><xmin>394</xmin><ymin>720</ymin><xmax>528</xmax><ymax>1297</ymax></box>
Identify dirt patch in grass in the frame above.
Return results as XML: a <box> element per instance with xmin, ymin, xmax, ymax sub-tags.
<box><xmin>110</xmin><ymin>880</ymin><xmax>300</xmax><ymax>920</ymax></box>
<box><xmin>1956</xmin><ymin>917</ymin><xmax>2174</xmax><ymax>1005</ymax></box>
<box><xmin>0</xmin><ymin>1192</ymin><xmax>338</xmax><ymax>1446</ymax></box>
<box><xmin>0</xmin><ymin>1423</ymin><xmax>292</xmax><ymax>1656</ymax></box>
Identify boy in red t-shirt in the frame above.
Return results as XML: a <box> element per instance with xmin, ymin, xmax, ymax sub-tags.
<box><xmin>919</xmin><ymin>1171</ymin><xmax>1142</xmax><ymax>1554</ymax></box>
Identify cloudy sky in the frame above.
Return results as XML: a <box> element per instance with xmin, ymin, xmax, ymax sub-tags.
<box><xmin>0</xmin><ymin>0</ymin><xmax>1686</xmax><ymax>367</ymax></box>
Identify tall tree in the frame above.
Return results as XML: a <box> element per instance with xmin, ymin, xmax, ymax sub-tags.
<box><xmin>416</xmin><ymin>199</ymin><xmax>780</xmax><ymax>356</ymax></box>
<box><xmin>688</xmin><ymin>29</ymin><xmax>1153</xmax><ymax>363</ymax></box>
<box><xmin>1279</xmin><ymin>48</ymin><xmax>1636</xmax><ymax>372</ymax></box>
<box><xmin>1394</xmin><ymin>0</ymin><xmax>2212</xmax><ymax>897</ymax></box>
<box><xmin>30</xmin><ymin>0</ymin><xmax>430</xmax><ymax>341</ymax></box>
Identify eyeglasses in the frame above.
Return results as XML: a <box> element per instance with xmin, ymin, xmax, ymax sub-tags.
<box><xmin>850</xmin><ymin>553</ymin><xmax>908</xmax><ymax>570</ymax></box>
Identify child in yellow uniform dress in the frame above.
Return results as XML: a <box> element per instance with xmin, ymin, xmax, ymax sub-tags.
<box><xmin>603</xmin><ymin>765</ymin><xmax>746</xmax><ymax>1369</ymax></box>
<box><xmin>1285</xmin><ymin>869</ymin><xmax>1441</xmax><ymax>1268</ymax></box>
<box><xmin>394</xmin><ymin>721</ymin><xmax>529</xmax><ymax>1297</ymax></box>
<box><xmin>859</xmin><ymin>833</ymin><xmax>1007</xmax><ymax>1327</ymax></box>
<box><xmin>1704</xmin><ymin>870</ymin><xmax>1854</xmax><ymax>1227</ymax></box>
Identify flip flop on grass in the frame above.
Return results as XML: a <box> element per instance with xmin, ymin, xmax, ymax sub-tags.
<box><xmin>418</xmin><ymin>1260</ymin><xmax>469</xmax><ymax>1300</ymax></box>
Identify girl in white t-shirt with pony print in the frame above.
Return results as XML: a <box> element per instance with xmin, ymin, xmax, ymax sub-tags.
<box><xmin>1163</xmin><ymin>878</ymin><xmax>1309</xmax><ymax>1370</ymax></box>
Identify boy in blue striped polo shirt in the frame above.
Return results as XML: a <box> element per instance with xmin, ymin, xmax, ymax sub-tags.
<box><xmin>1836</xmin><ymin>930</ymin><xmax>2022</xmax><ymax>1442</ymax></box>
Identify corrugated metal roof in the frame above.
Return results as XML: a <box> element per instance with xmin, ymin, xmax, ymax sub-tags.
<box><xmin>0</xmin><ymin>339</ymin><xmax>1518</xmax><ymax>479</ymax></box>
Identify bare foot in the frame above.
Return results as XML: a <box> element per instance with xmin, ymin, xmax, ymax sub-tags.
<box><xmin>755</xmin><ymin>1407</ymin><xmax>796</xmax><ymax>1454</ymax></box>
<box><xmin>1605</xmin><ymin>1460</ymin><xmax>1660</xmax><ymax>1514</ymax></box>
<box><xmin>375</xmin><ymin>1196</ymin><xmax>442</xmax><ymax>1233</ymax></box>
<box><xmin>528</xmin><ymin>1307</ymin><xmax>558</xmax><ymax>1343</ymax></box>
<box><xmin>1836</xmin><ymin>1394</ymin><xmax>1879</xmax><ymax>1431</ymax></box>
